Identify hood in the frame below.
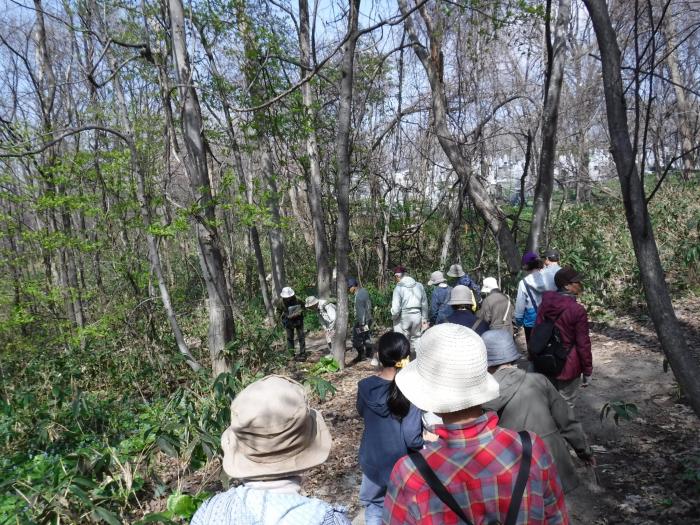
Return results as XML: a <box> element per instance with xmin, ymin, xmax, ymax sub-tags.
<box><xmin>524</xmin><ymin>271</ymin><xmax>546</xmax><ymax>292</ymax></box>
<box><xmin>398</xmin><ymin>275</ymin><xmax>417</xmax><ymax>288</ymax></box>
<box><xmin>538</xmin><ymin>290</ymin><xmax>576</xmax><ymax>319</ymax></box>
<box><xmin>482</xmin><ymin>367</ymin><xmax>526</xmax><ymax>412</ymax></box>
<box><xmin>358</xmin><ymin>377</ymin><xmax>392</xmax><ymax>417</ymax></box>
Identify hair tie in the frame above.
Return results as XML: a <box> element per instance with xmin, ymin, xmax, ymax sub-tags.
<box><xmin>395</xmin><ymin>357</ymin><xmax>410</xmax><ymax>369</ymax></box>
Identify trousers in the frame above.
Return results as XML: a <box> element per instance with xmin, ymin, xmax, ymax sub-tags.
<box><xmin>285</xmin><ymin>325</ymin><xmax>305</xmax><ymax>354</ymax></box>
<box><xmin>394</xmin><ymin>310</ymin><xmax>423</xmax><ymax>352</ymax></box>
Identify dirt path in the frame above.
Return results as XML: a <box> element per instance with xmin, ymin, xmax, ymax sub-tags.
<box><xmin>301</xmin><ymin>295</ymin><xmax>700</xmax><ymax>524</ymax></box>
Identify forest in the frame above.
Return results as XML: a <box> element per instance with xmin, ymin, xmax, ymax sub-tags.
<box><xmin>0</xmin><ymin>0</ymin><xmax>699</xmax><ymax>522</ymax></box>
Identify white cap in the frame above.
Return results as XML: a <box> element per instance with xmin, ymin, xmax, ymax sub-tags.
<box><xmin>481</xmin><ymin>277</ymin><xmax>499</xmax><ymax>294</ymax></box>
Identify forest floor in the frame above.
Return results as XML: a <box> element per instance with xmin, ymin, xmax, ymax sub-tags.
<box><xmin>158</xmin><ymin>295</ymin><xmax>700</xmax><ymax>524</ymax></box>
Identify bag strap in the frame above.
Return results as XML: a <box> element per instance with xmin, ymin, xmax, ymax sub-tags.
<box><xmin>505</xmin><ymin>431</ymin><xmax>532</xmax><ymax>525</ymax></box>
<box><xmin>502</xmin><ymin>301</ymin><xmax>511</xmax><ymax>323</ymax></box>
<box><xmin>408</xmin><ymin>452</ymin><xmax>474</xmax><ymax>525</ymax></box>
<box><xmin>523</xmin><ymin>281</ymin><xmax>538</xmax><ymax>313</ymax></box>
<box><xmin>471</xmin><ymin>318</ymin><xmax>482</xmax><ymax>331</ymax></box>
<box><xmin>408</xmin><ymin>430</ymin><xmax>532</xmax><ymax>525</ymax></box>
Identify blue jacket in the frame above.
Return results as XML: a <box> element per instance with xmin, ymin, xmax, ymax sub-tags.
<box><xmin>430</xmin><ymin>285</ymin><xmax>453</xmax><ymax>325</ymax></box>
<box><xmin>446</xmin><ymin>310</ymin><xmax>490</xmax><ymax>335</ymax></box>
<box><xmin>357</xmin><ymin>376</ymin><xmax>423</xmax><ymax>487</ymax></box>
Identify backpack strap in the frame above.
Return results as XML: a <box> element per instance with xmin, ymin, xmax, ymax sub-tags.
<box><xmin>471</xmin><ymin>318</ymin><xmax>482</xmax><ymax>331</ymax></box>
<box><xmin>505</xmin><ymin>431</ymin><xmax>532</xmax><ymax>525</ymax></box>
<box><xmin>523</xmin><ymin>281</ymin><xmax>538</xmax><ymax>313</ymax></box>
<box><xmin>408</xmin><ymin>452</ymin><xmax>474</xmax><ymax>525</ymax></box>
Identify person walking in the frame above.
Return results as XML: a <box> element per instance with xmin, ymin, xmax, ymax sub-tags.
<box><xmin>383</xmin><ymin>323</ymin><xmax>569</xmax><ymax>524</ymax></box>
<box><xmin>191</xmin><ymin>375</ymin><xmax>351</xmax><ymax>525</ymax></box>
<box><xmin>390</xmin><ymin>266</ymin><xmax>429</xmax><ymax>350</ymax></box>
<box><xmin>278</xmin><ymin>287</ymin><xmax>306</xmax><ymax>361</ymax></box>
<box><xmin>445</xmin><ymin>285</ymin><xmax>489</xmax><ymax>335</ymax></box>
<box><xmin>427</xmin><ymin>270</ymin><xmax>452</xmax><ymax>326</ymax></box>
<box><xmin>481</xmin><ymin>330</ymin><xmax>595</xmax><ymax>494</ymax></box>
<box><xmin>535</xmin><ymin>267</ymin><xmax>593</xmax><ymax>410</ymax></box>
<box><xmin>478</xmin><ymin>276</ymin><xmax>514</xmax><ymax>331</ymax></box>
<box><xmin>348</xmin><ymin>278</ymin><xmax>374</xmax><ymax>364</ymax></box>
<box><xmin>357</xmin><ymin>332</ymin><xmax>423</xmax><ymax>525</ymax></box>
<box><xmin>305</xmin><ymin>296</ymin><xmax>336</xmax><ymax>354</ymax></box>
<box><xmin>446</xmin><ymin>263</ymin><xmax>481</xmax><ymax>309</ymax></box>
<box><xmin>541</xmin><ymin>249</ymin><xmax>562</xmax><ymax>291</ymax></box>
<box><xmin>514</xmin><ymin>252</ymin><xmax>547</xmax><ymax>343</ymax></box>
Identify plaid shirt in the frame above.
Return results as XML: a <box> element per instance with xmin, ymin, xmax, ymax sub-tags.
<box><xmin>383</xmin><ymin>411</ymin><xmax>569</xmax><ymax>524</ymax></box>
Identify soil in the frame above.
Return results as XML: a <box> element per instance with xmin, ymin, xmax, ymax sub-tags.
<box><xmin>149</xmin><ymin>295</ymin><xmax>700</xmax><ymax>524</ymax></box>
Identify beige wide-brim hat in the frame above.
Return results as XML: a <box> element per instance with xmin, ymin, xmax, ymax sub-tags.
<box><xmin>447</xmin><ymin>285</ymin><xmax>474</xmax><ymax>305</ymax></box>
<box><xmin>221</xmin><ymin>375</ymin><xmax>332</xmax><ymax>480</ymax></box>
<box><xmin>428</xmin><ymin>270</ymin><xmax>446</xmax><ymax>285</ymax></box>
<box><xmin>446</xmin><ymin>264</ymin><xmax>466</xmax><ymax>278</ymax></box>
<box><xmin>305</xmin><ymin>295</ymin><xmax>319</xmax><ymax>308</ymax></box>
<box><xmin>396</xmin><ymin>324</ymin><xmax>500</xmax><ymax>413</ymax></box>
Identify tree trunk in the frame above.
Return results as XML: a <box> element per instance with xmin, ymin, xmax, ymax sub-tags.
<box><xmin>299</xmin><ymin>0</ymin><xmax>332</xmax><ymax>299</ymax></box>
<box><xmin>584</xmin><ymin>0</ymin><xmax>700</xmax><ymax>417</ymax></box>
<box><xmin>527</xmin><ymin>0</ymin><xmax>573</xmax><ymax>252</ymax></box>
<box><xmin>332</xmin><ymin>0</ymin><xmax>361</xmax><ymax>368</ymax></box>
<box><xmin>167</xmin><ymin>0</ymin><xmax>234</xmax><ymax>377</ymax></box>
<box><xmin>398</xmin><ymin>0</ymin><xmax>521</xmax><ymax>273</ymax></box>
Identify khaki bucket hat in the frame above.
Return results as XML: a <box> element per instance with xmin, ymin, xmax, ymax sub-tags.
<box><xmin>446</xmin><ymin>264</ymin><xmax>466</xmax><ymax>278</ymax></box>
<box><xmin>447</xmin><ymin>285</ymin><xmax>474</xmax><ymax>305</ymax></box>
<box><xmin>428</xmin><ymin>270</ymin><xmax>446</xmax><ymax>285</ymax></box>
<box><xmin>221</xmin><ymin>375</ymin><xmax>332</xmax><ymax>480</ymax></box>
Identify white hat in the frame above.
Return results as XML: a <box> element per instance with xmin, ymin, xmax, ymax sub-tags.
<box><xmin>396</xmin><ymin>324</ymin><xmax>499</xmax><ymax>413</ymax></box>
<box><xmin>280</xmin><ymin>287</ymin><xmax>295</xmax><ymax>298</ymax></box>
<box><xmin>481</xmin><ymin>277</ymin><xmax>499</xmax><ymax>294</ymax></box>
<box><xmin>305</xmin><ymin>296</ymin><xmax>319</xmax><ymax>308</ymax></box>
<box><xmin>428</xmin><ymin>270</ymin><xmax>446</xmax><ymax>285</ymax></box>
<box><xmin>447</xmin><ymin>285</ymin><xmax>474</xmax><ymax>305</ymax></box>
<box><xmin>446</xmin><ymin>264</ymin><xmax>466</xmax><ymax>277</ymax></box>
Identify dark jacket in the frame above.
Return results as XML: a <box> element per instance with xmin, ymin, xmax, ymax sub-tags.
<box><xmin>430</xmin><ymin>285</ymin><xmax>453</xmax><ymax>325</ymax></box>
<box><xmin>354</xmin><ymin>287</ymin><xmax>373</xmax><ymax>327</ymax></box>
<box><xmin>457</xmin><ymin>275</ymin><xmax>482</xmax><ymax>306</ymax></box>
<box><xmin>483</xmin><ymin>367</ymin><xmax>591</xmax><ymax>494</ymax></box>
<box><xmin>477</xmin><ymin>290</ymin><xmax>513</xmax><ymax>331</ymax></box>
<box><xmin>536</xmin><ymin>291</ymin><xmax>592</xmax><ymax>380</ymax></box>
<box><xmin>277</xmin><ymin>296</ymin><xmax>304</xmax><ymax>329</ymax></box>
<box><xmin>357</xmin><ymin>376</ymin><xmax>423</xmax><ymax>487</ymax></box>
<box><xmin>446</xmin><ymin>310</ymin><xmax>489</xmax><ymax>335</ymax></box>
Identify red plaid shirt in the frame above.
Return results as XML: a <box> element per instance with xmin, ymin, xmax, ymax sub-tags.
<box><xmin>383</xmin><ymin>411</ymin><xmax>569</xmax><ymax>524</ymax></box>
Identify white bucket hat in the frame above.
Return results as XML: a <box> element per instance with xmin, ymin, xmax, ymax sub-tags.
<box><xmin>428</xmin><ymin>270</ymin><xmax>446</xmax><ymax>285</ymax></box>
<box><xmin>221</xmin><ymin>375</ymin><xmax>332</xmax><ymax>480</ymax></box>
<box><xmin>446</xmin><ymin>264</ymin><xmax>466</xmax><ymax>278</ymax></box>
<box><xmin>396</xmin><ymin>324</ymin><xmax>499</xmax><ymax>413</ymax></box>
<box><xmin>481</xmin><ymin>277</ymin><xmax>499</xmax><ymax>294</ymax></box>
<box><xmin>280</xmin><ymin>287</ymin><xmax>295</xmax><ymax>298</ymax></box>
<box><xmin>305</xmin><ymin>296</ymin><xmax>319</xmax><ymax>308</ymax></box>
<box><xmin>447</xmin><ymin>285</ymin><xmax>474</xmax><ymax>305</ymax></box>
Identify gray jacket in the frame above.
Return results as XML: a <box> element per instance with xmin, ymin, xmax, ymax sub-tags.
<box><xmin>391</xmin><ymin>275</ymin><xmax>429</xmax><ymax>320</ymax></box>
<box><xmin>354</xmin><ymin>287</ymin><xmax>373</xmax><ymax>327</ymax></box>
<box><xmin>477</xmin><ymin>290</ymin><xmax>513</xmax><ymax>330</ymax></box>
<box><xmin>483</xmin><ymin>367</ymin><xmax>591</xmax><ymax>494</ymax></box>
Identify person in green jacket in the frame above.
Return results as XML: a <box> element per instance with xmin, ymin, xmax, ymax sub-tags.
<box><xmin>349</xmin><ymin>278</ymin><xmax>373</xmax><ymax>364</ymax></box>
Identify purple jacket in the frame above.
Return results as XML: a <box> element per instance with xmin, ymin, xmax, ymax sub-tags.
<box><xmin>536</xmin><ymin>291</ymin><xmax>592</xmax><ymax>381</ymax></box>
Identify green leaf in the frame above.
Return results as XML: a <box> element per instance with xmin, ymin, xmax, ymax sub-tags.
<box><xmin>166</xmin><ymin>493</ymin><xmax>197</xmax><ymax>518</ymax></box>
<box><xmin>156</xmin><ymin>435</ymin><xmax>179</xmax><ymax>458</ymax></box>
<box><xmin>93</xmin><ymin>506</ymin><xmax>122</xmax><ymax>525</ymax></box>
<box><xmin>134</xmin><ymin>512</ymin><xmax>178</xmax><ymax>524</ymax></box>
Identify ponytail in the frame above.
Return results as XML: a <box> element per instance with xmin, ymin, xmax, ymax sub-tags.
<box><xmin>377</xmin><ymin>332</ymin><xmax>412</xmax><ymax>420</ymax></box>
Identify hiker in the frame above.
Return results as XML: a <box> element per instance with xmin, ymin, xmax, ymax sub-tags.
<box><xmin>278</xmin><ymin>287</ymin><xmax>306</xmax><ymax>361</ymax></box>
<box><xmin>305</xmin><ymin>296</ymin><xmax>336</xmax><ymax>354</ymax></box>
<box><xmin>478</xmin><ymin>276</ymin><xmax>514</xmax><ymax>331</ymax></box>
<box><xmin>348</xmin><ymin>277</ymin><xmax>374</xmax><ymax>364</ymax></box>
<box><xmin>390</xmin><ymin>266</ymin><xmax>429</xmax><ymax>350</ymax></box>
<box><xmin>383</xmin><ymin>323</ymin><xmax>569</xmax><ymax>524</ymax></box>
<box><xmin>191</xmin><ymin>375</ymin><xmax>351</xmax><ymax>525</ymax></box>
<box><xmin>514</xmin><ymin>251</ymin><xmax>547</xmax><ymax>343</ymax></box>
<box><xmin>445</xmin><ymin>285</ymin><xmax>489</xmax><ymax>335</ymax></box>
<box><xmin>481</xmin><ymin>329</ymin><xmax>595</xmax><ymax>494</ymax></box>
<box><xmin>542</xmin><ymin>249</ymin><xmax>562</xmax><ymax>291</ymax></box>
<box><xmin>357</xmin><ymin>332</ymin><xmax>423</xmax><ymax>525</ymax></box>
<box><xmin>446</xmin><ymin>263</ymin><xmax>481</xmax><ymax>309</ymax></box>
<box><xmin>535</xmin><ymin>267</ymin><xmax>593</xmax><ymax>410</ymax></box>
<box><xmin>427</xmin><ymin>270</ymin><xmax>452</xmax><ymax>326</ymax></box>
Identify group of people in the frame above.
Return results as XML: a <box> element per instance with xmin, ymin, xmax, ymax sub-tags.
<box><xmin>193</xmin><ymin>249</ymin><xmax>595</xmax><ymax>524</ymax></box>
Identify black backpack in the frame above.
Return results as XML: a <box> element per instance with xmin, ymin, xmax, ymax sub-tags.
<box><xmin>528</xmin><ymin>312</ymin><xmax>570</xmax><ymax>376</ymax></box>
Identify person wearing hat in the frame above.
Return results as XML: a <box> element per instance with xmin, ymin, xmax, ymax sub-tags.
<box><xmin>306</xmin><ymin>296</ymin><xmax>337</xmax><ymax>353</ymax></box>
<box><xmin>383</xmin><ymin>324</ymin><xmax>569</xmax><ymax>524</ymax></box>
<box><xmin>514</xmin><ymin>251</ymin><xmax>547</xmax><ymax>343</ymax></box>
<box><xmin>348</xmin><ymin>277</ymin><xmax>374</xmax><ymax>363</ymax></box>
<box><xmin>191</xmin><ymin>375</ymin><xmax>350</xmax><ymax>525</ymax></box>
<box><xmin>357</xmin><ymin>332</ymin><xmax>423</xmax><ymax>524</ymax></box>
<box><xmin>277</xmin><ymin>287</ymin><xmax>306</xmax><ymax>361</ymax></box>
<box><xmin>535</xmin><ymin>267</ymin><xmax>592</xmax><ymax>409</ymax></box>
<box><xmin>541</xmin><ymin>249</ymin><xmax>562</xmax><ymax>291</ymax></box>
<box><xmin>446</xmin><ymin>263</ymin><xmax>481</xmax><ymax>309</ymax></box>
<box><xmin>427</xmin><ymin>270</ymin><xmax>453</xmax><ymax>326</ymax></box>
<box><xmin>481</xmin><ymin>330</ymin><xmax>595</xmax><ymax>494</ymax></box>
<box><xmin>445</xmin><ymin>285</ymin><xmax>489</xmax><ymax>335</ymax></box>
<box><xmin>478</xmin><ymin>277</ymin><xmax>514</xmax><ymax>331</ymax></box>
<box><xmin>390</xmin><ymin>266</ymin><xmax>429</xmax><ymax>350</ymax></box>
